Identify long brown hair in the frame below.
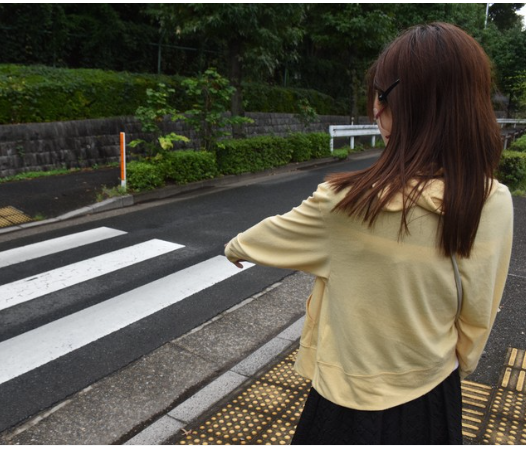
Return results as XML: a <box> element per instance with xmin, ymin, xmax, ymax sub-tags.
<box><xmin>328</xmin><ymin>22</ymin><xmax>502</xmax><ymax>258</ymax></box>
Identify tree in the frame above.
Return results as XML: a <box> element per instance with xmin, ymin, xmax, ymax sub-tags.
<box><xmin>0</xmin><ymin>4</ymin><xmax>69</xmax><ymax>66</ymax></box>
<box><xmin>482</xmin><ymin>23</ymin><xmax>526</xmax><ymax>116</ymax></box>
<box><xmin>302</xmin><ymin>4</ymin><xmax>397</xmax><ymax>117</ymax></box>
<box><xmin>181</xmin><ymin>68</ymin><xmax>253</xmax><ymax>151</ymax></box>
<box><xmin>489</xmin><ymin>3</ymin><xmax>525</xmax><ymax>30</ymax></box>
<box><xmin>151</xmin><ymin>4</ymin><xmax>305</xmax><ymax>136</ymax></box>
<box><xmin>392</xmin><ymin>3</ymin><xmax>486</xmax><ymax>37</ymax></box>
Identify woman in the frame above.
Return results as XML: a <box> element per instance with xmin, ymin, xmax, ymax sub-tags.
<box><xmin>225</xmin><ymin>23</ymin><xmax>513</xmax><ymax>445</ymax></box>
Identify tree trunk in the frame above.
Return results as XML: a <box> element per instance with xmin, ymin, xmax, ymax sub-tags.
<box><xmin>348</xmin><ymin>53</ymin><xmax>356</xmax><ymax>124</ymax></box>
<box><xmin>228</xmin><ymin>38</ymin><xmax>246</xmax><ymax>138</ymax></box>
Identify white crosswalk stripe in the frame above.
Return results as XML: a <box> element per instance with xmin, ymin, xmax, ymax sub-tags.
<box><xmin>0</xmin><ymin>239</ymin><xmax>184</xmax><ymax>311</ymax></box>
<box><xmin>0</xmin><ymin>227</ymin><xmax>253</xmax><ymax>386</ymax></box>
<box><xmin>0</xmin><ymin>227</ymin><xmax>127</xmax><ymax>269</ymax></box>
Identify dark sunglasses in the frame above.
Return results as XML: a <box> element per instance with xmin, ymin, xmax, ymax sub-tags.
<box><xmin>377</xmin><ymin>79</ymin><xmax>400</xmax><ymax>103</ymax></box>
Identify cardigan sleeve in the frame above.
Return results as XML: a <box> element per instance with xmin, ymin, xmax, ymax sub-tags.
<box><xmin>224</xmin><ymin>183</ymin><xmax>331</xmax><ymax>278</ymax></box>
<box><xmin>455</xmin><ymin>185</ymin><xmax>514</xmax><ymax>379</ymax></box>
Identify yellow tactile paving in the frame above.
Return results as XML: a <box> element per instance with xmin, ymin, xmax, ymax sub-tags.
<box><xmin>173</xmin><ymin>348</ymin><xmax>526</xmax><ymax>445</ymax></box>
<box><xmin>461</xmin><ymin>380</ymin><xmax>493</xmax><ymax>440</ymax></box>
<box><xmin>0</xmin><ymin>206</ymin><xmax>32</xmax><ymax>227</ymax></box>
<box><xmin>177</xmin><ymin>349</ymin><xmax>308</xmax><ymax>445</ymax></box>
<box><xmin>481</xmin><ymin>347</ymin><xmax>526</xmax><ymax>445</ymax></box>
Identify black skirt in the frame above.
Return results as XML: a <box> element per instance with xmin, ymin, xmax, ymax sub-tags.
<box><xmin>291</xmin><ymin>369</ymin><xmax>463</xmax><ymax>445</ymax></box>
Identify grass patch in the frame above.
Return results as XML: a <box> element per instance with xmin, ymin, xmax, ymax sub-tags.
<box><xmin>0</xmin><ymin>168</ymin><xmax>79</xmax><ymax>183</ymax></box>
<box><xmin>96</xmin><ymin>185</ymin><xmax>128</xmax><ymax>202</ymax></box>
<box><xmin>0</xmin><ymin>163</ymin><xmax>119</xmax><ymax>183</ymax></box>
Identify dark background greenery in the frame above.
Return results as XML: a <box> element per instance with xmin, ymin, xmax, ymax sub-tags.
<box><xmin>0</xmin><ymin>3</ymin><xmax>525</xmax><ymax>124</ymax></box>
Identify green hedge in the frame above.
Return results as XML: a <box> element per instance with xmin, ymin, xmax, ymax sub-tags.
<box><xmin>214</xmin><ymin>136</ymin><xmax>293</xmax><ymax>175</ymax></box>
<box><xmin>0</xmin><ymin>64</ymin><xmax>187</xmax><ymax>124</ymax></box>
<box><xmin>158</xmin><ymin>150</ymin><xmax>218</xmax><ymax>185</ymax></box>
<box><xmin>126</xmin><ymin>160</ymin><xmax>166</xmax><ymax>191</ymax></box>
<box><xmin>243</xmin><ymin>83</ymin><xmax>347</xmax><ymax>116</ymax></box>
<box><xmin>0</xmin><ymin>64</ymin><xmax>346</xmax><ymax>124</ymax></box>
<box><xmin>509</xmin><ymin>134</ymin><xmax>526</xmax><ymax>152</ymax></box>
<box><xmin>126</xmin><ymin>132</ymin><xmax>333</xmax><ymax>191</ymax></box>
<box><xmin>127</xmin><ymin>150</ymin><xmax>217</xmax><ymax>191</ymax></box>
<box><xmin>496</xmin><ymin>150</ymin><xmax>526</xmax><ymax>189</ymax></box>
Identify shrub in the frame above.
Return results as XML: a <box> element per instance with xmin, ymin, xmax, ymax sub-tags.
<box><xmin>332</xmin><ymin>148</ymin><xmax>349</xmax><ymax>160</ymax></box>
<box><xmin>243</xmin><ymin>82</ymin><xmax>347</xmax><ymax>115</ymax></box>
<box><xmin>0</xmin><ymin>64</ymin><xmax>346</xmax><ymax>125</ymax></box>
<box><xmin>158</xmin><ymin>151</ymin><xmax>218</xmax><ymax>185</ymax></box>
<box><xmin>306</xmin><ymin>132</ymin><xmax>331</xmax><ymax>159</ymax></box>
<box><xmin>126</xmin><ymin>160</ymin><xmax>165</xmax><ymax>191</ymax></box>
<box><xmin>0</xmin><ymin>64</ymin><xmax>186</xmax><ymax>124</ymax></box>
<box><xmin>287</xmin><ymin>133</ymin><xmax>312</xmax><ymax>162</ymax></box>
<box><xmin>215</xmin><ymin>136</ymin><xmax>293</xmax><ymax>175</ymax></box>
<box><xmin>496</xmin><ymin>150</ymin><xmax>526</xmax><ymax>189</ymax></box>
<box><xmin>509</xmin><ymin>134</ymin><xmax>526</xmax><ymax>152</ymax></box>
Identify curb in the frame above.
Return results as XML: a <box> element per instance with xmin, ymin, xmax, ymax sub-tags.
<box><xmin>124</xmin><ymin>317</ymin><xmax>305</xmax><ymax>445</ymax></box>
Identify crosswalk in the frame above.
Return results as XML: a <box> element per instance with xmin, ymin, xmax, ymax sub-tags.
<box><xmin>0</xmin><ymin>226</ymin><xmax>253</xmax><ymax>393</ymax></box>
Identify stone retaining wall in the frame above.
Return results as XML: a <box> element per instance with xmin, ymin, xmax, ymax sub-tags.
<box><xmin>0</xmin><ymin>113</ymin><xmax>351</xmax><ymax>177</ymax></box>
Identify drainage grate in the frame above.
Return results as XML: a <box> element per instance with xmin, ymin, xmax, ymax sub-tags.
<box><xmin>0</xmin><ymin>206</ymin><xmax>32</xmax><ymax>228</ymax></box>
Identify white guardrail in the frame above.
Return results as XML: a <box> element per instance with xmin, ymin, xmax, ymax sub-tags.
<box><xmin>329</xmin><ymin>125</ymin><xmax>380</xmax><ymax>152</ymax></box>
<box><xmin>330</xmin><ymin>119</ymin><xmax>526</xmax><ymax>153</ymax></box>
<box><xmin>497</xmin><ymin>118</ymin><xmax>526</xmax><ymax>128</ymax></box>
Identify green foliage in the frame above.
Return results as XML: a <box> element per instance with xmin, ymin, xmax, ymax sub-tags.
<box><xmin>157</xmin><ymin>150</ymin><xmax>218</xmax><ymax>185</ymax></box>
<box><xmin>243</xmin><ymin>82</ymin><xmax>346</xmax><ymax>115</ymax></box>
<box><xmin>0</xmin><ymin>3</ymin><xmax>525</xmax><ymax>120</ymax></box>
<box><xmin>0</xmin><ymin>167</ymin><xmax>79</xmax><ymax>183</ymax></box>
<box><xmin>134</xmin><ymin>83</ymin><xmax>183</xmax><ymax>134</ymax></box>
<box><xmin>288</xmin><ymin>133</ymin><xmax>312</xmax><ymax>162</ymax></box>
<box><xmin>0</xmin><ymin>65</ymin><xmax>346</xmax><ymax>125</ymax></box>
<box><xmin>126</xmin><ymin>150</ymin><xmax>218</xmax><ymax>191</ymax></box>
<box><xmin>295</xmin><ymin>98</ymin><xmax>318</xmax><ymax>131</ymax></box>
<box><xmin>126</xmin><ymin>160</ymin><xmax>165</xmax><ymax>191</ymax></box>
<box><xmin>129</xmin><ymin>83</ymin><xmax>189</xmax><ymax>157</ymax></box>
<box><xmin>0</xmin><ymin>65</ymin><xmax>184</xmax><ymax>124</ymax></box>
<box><xmin>96</xmin><ymin>185</ymin><xmax>128</xmax><ymax>202</ymax></box>
<box><xmin>214</xmin><ymin>136</ymin><xmax>293</xmax><ymax>175</ymax></box>
<box><xmin>154</xmin><ymin>4</ymin><xmax>305</xmax><ymax>87</ymax></box>
<box><xmin>496</xmin><ymin>150</ymin><xmax>526</xmax><ymax>188</ymax></box>
<box><xmin>482</xmin><ymin>24</ymin><xmax>526</xmax><ymax>114</ymax></box>
<box><xmin>488</xmin><ymin>3</ymin><xmax>525</xmax><ymax>31</ymax></box>
<box><xmin>510</xmin><ymin>134</ymin><xmax>526</xmax><ymax>152</ymax></box>
<box><xmin>214</xmin><ymin>132</ymin><xmax>331</xmax><ymax>175</ymax></box>
<box><xmin>332</xmin><ymin>149</ymin><xmax>349</xmax><ymax>160</ymax></box>
<box><xmin>305</xmin><ymin>132</ymin><xmax>331</xmax><ymax>159</ymax></box>
<box><xmin>0</xmin><ymin>4</ymin><xmax>158</xmax><ymax>73</ymax></box>
<box><xmin>182</xmin><ymin>68</ymin><xmax>253</xmax><ymax>151</ymax></box>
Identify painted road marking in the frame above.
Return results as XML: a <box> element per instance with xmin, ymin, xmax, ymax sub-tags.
<box><xmin>0</xmin><ymin>227</ymin><xmax>127</xmax><ymax>269</ymax></box>
<box><xmin>0</xmin><ymin>239</ymin><xmax>184</xmax><ymax>311</ymax></box>
<box><xmin>0</xmin><ymin>256</ymin><xmax>253</xmax><ymax>384</ymax></box>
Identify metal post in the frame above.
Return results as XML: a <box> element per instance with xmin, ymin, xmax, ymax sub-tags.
<box><xmin>120</xmin><ymin>132</ymin><xmax>127</xmax><ymax>190</ymax></box>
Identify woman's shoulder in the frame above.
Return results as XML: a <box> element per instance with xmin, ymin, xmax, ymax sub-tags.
<box><xmin>487</xmin><ymin>180</ymin><xmax>512</xmax><ymax>205</ymax></box>
<box><xmin>314</xmin><ymin>181</ymin><xmax>350</xmax><ymax>205</ymax></box>
<box><xmin>482</xmin><ymin>179</ymin><xmax>513</xmax><ymax>221</ymax></box>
